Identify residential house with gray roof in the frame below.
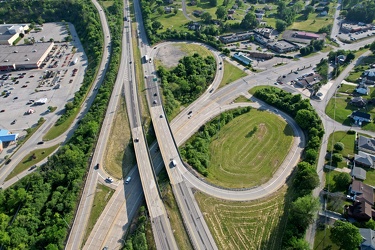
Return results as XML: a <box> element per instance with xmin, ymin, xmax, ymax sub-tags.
<box><xmin>360</xmin><ymin>228</ymin><xmax>375</xmax><ymax>250</ymax></box>
<box><xmin>354</xmin><ymin>151</ymin><xmax>375</xmax><ymax>169</ymax></box>
<box><xmin>358</xmin><ymin>135</ymin><xmax>375</xmax><ymax>155</ymax></box>
<box><xmin>352</xmin><ymin>166</ymin><xmax>367</xmax><ymax>180</ymax></box>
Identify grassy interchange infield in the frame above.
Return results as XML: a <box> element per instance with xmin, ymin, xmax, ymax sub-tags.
<box><xmin>207</xmin><ymin>109</ymin><xmax>294</xmax><ymax>188</ymax></box>
<box><xmin>195</xmin><ymin>185</ymin><xmax>290</xmax><ymax>249</ymax></box>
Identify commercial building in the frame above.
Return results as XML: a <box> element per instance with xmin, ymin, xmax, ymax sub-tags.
<box><xmin>232</xmin><ymin>52</ymin><xmax>252</xmax><ymax>66</ymax></box>
<box><xmin>0</xmin><ymin>24</ymin><xmax>29</xmax><ymax>45</ymax></box>
<box><xmin>0</xmin><ymin>42</ymin><xmax>54</xmax><ymax>71</ymax></box>
<box><xmin>292</xmin><ymin>31</ymin><xmax>320</xmax><ymax>40</ymax></box>
<box><xmin>341</xmin><ymin>22</ymin><xmax>373</xmax><ymax>33</ymax></box>
<box><xmin>267</xmin><ymin>40</ymin><xmax>300</xmax><ymax>53</ymax></box>
<box><xmin>219</xmin><ymin>31</ymin><xmax>253</xmax><ymax>44</ymax></box>
<box><xmin>0</xmin><ymin>129</ymin><xmax>18</xmax><ymax>152</ymax></box>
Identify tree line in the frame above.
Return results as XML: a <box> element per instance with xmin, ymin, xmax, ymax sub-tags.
<box><xmin>180</xmin><ymin>107</ymin><xmax>252</xmax><ymax>176</ymax></box>
<box><xmin>157</xmin><ymin>53</ymin><xmax>216</xmax><ymax>116</ymax></box>
<box><xmin>253</xmin><ymin>87</ymin><xmax>324</xmax><ymax>248</ymax></box>
<box><xmin>0</xmin><ymin>0</ymin><xmax>124</xmax><ymax>249</ymax></box>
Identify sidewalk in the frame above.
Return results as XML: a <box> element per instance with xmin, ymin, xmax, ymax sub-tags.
<box><xmin>324</xmin><ymin>164</ymin><xmax>351</xmax><ymax>173</ymax></box>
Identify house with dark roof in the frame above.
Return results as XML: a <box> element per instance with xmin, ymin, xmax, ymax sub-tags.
<box><xmin>360</xmin><ymin>228</ymin><xmax>375</xmax><ymax>250</ymax></box>
<box><xmin>356</xmin><ymin>83</ymin><xmax>370</xmax><ymax>95</ymax></box>
<box><xmin>351</xmin><ymin>97</ymin><xmax>367</xmax><ymax>107</ymax></box>
<box><xmin>348</xmin><ymin>199</ymin><xmax>374</xmax><ymax>221</ymax></box>
<box><xmin>352</xmin><ymin>166</ymin><xmax>367</xmax><ymax>180</ymax></box>
<box><xmin>363</xmin><ymin>68</ymin><xmax>375</xmax><ymax>81</ymax></box>
<box><xmin>358</xmin><ymin>135</ymin><xmax>375</xmax><ymax>155</ymax></box>
<box><xmin>349</xmin><ymin>180</ymin><xmax>374</xmax><ymax>205</ymax></box>
<box><xmin>355</xmin><ymin>151</ymin><xmax>375</xmax><ymax>169</ymax></box>
<box><xmin>351</xmin><ymin>111</ymin><xmax>371</xmax><ymax>125</ymax></box>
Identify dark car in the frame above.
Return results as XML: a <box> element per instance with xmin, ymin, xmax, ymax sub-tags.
<box><xmin>134</xmin><ymin>138</ymin><xmax>139</xmax><ymax>142</ymax></box>
<box><xmin>95</xmin><ymin>163</ymin><xmax>99</xmax><ymax>170</ymax></box>
<box><xmin>0</xmin><ymin>110</ymin><xmax>4</xmax><ymax>113</ymax></box>
<box><xmin>13</xmin><ymin>97</ymin><xmax>18</xmax><ymax>100</ymax></box>
<box><xmin>37</xmin><ymin>141</ymin><xmax>44</xmax><ymax>145</ymax></box>
<box><xmin>29</xmin><ymin>165</ymin><xmax>37</xmax><ymax>171</ymax></box>
<box><xmin>5</xmin><ymin>159</ymin><xmax>11</xmax><ymax>165</ymax></box>
<box><xmin>11</xmin><ymin>119</ymin><xmax>16</xmax><ymax>125</ymax></box>
<box><xmin>187</xmin><ymin>111</ymin><xmax>193</xmax><ymax>115</ymax></box>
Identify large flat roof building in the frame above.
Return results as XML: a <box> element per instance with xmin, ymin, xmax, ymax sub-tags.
<box><xmin>0</xmin><ymin>24</ymin><xmax>29</xmax><ymax>45</ymax></box>
<box><xmin>0</xmin><ymin>42</ymin><xmax>54</xmax><ymax>71</ymax></box>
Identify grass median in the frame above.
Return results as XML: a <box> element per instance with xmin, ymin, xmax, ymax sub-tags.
<box><xmin>219</xmin><ymin>61</ymin><xmax>247</xmax><ymax>88</ymax></box>
<box><xmin>5</xmin><ymin>144</ymin><xmax>60</xmax><ymax>181</ymax></box>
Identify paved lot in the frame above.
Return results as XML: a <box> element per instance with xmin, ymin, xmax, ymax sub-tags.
<box><xmin>0</xmin><ymin>22</ymin><xmax>87</xmax><ymax>157</ymax></box>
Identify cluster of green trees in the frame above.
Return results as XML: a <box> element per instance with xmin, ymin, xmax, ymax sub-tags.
<box><xmin>123</xmin><ymin>206</ymin><xmax>149</xmax><ymax>250</ymax></box>
<box><xmin>300</xmin><ymin>40</ymin><xmax>325</xmax><ymax>56</ymax></box>
<box><xmin>253</xmin><ymin>87</ymin><xmax>324</xmax><ymax>248</ymax></box>
<box><xmin>180</xmin><ymin>107</ymin><xmax>252</xmax><ymax>176</ymax></box>
<box><xmin>157</xmin><ymin>53</ymin><xmax>216</xmax><ymax>116</ymax></box>
<box><xmin>0</xmin><ymin>0</ymin><xmax>124</xmax><ymax>248</ymax></box>
<box><xmin>315</xmin><ymin>58</ymin><xmax>328</xmax><ymax>84</ymax></box>
<box><xmin>344</xmin><ymin>0</ymin><xmax>375</xmax><ymax>23</ymax></box>
<box><xmin>139</xmin><ymin>0</ymin><xmax>222</xmax><ymax>49</ymax></box>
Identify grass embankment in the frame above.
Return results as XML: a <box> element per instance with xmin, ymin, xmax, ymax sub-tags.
<box><xmin>325</xmin><ymin>83</ymin><xmax>375</xmax><ymax>131</ymax></box>
<box><xmin>208</xmin><ymin>109</ymin><xmax>293</xmax><ymax>188</ymax></box>
<box><xmin>5</xmin><ymin>144</ymin><xmax>60</xmax><ymax>181</ymax></box>
<box><xmin>104</xmin><ymin>96</ymin><xmax>134</xmax><ymax>179</ymax></box>
<box><xmin>82</xmin><ymin>183</ymin><xmax>114</xmax><ymax>245</ymax></box>
<box><xmin>219</xmin><ymin>61</ymin><xmax>247</xmax><ymax>88</ymax></box>
<box><xmin>233</xmin><ymin>95</ymin><xmax>251</xmax><ymax>103</ymax></box>
<box><xmin>174</xmin><ymin>43</ymin><xmax>212</xmax><ymax>57</ymax></box>
<box><xmin>195</xmin><ymin>185</ymin><xmax>291</xmax><ymax>249</ymax></box>
<box><xmin>43</xmin><ymin>113</ymin><xmax>77</xmax><ymax>141</ymax></box>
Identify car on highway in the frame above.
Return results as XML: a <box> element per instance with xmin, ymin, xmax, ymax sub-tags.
<box><xmin>105</xmin><ymin>177</ymin><xmax>113</xmax><ymax>183</ymax></box>
<box><xmin>160</xmin><ymin>114</ymin><xmax>163</xmax><ymax>118</ymax></box>
<box><xmin>95</xmin><ymin>163</ymin><xmax>99</xmax><ymax>170</ymax></box>
<box><xmin>188</xmin><ymin>111</ymin><xmax>193</xmax><ymax>115</ymax></box>
<box><xmin>37</xmin><ymin>141</ymin><xmax>44</xmax><ymax>145</ymax></box>
<box><xmin>153</xmin><ymin>100</ymin><xmax>157</xmax><ymax>104</ymax></box>
<box><xmin>154</xmin><ymin>93</ymin><xmax>157</xmax><ymax>96</ymax></box>
<box><xmin>0</xmin><ymin>110</ymin><xmax>4</xmax><ymax>113</ymax></box>
<box><xmin>125</xmin><ymin>176</ymin><xmax>131</xmax><ymax>184</ymax></box>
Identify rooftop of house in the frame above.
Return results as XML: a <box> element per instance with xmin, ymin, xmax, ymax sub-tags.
<box><xmin>360</xmin><ymin>228</ymin><xmax>375</xmax><ymax>249</ymax></box>
<box><xmin>352</xmin><ymin>166</ymin><xmax>367</xmax><ymax>180</ymax></box>
<box><xmin>352</xmin><ymin>111</ymin><xmax>371</xmax><ymax>120</ymax></box>
<box><xmin>358</xmin><ymin>135</ymin><xmax>375</xmax><ymax>152</ymax></box>
<box><xmin>351</xmin><ymin>180</ymin><xmax>374</xmax><ymax>205</ymax></box>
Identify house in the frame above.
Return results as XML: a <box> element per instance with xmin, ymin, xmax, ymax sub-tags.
<box><xmin>188</xmin><ymin>22</ymin><xmax>201</xmax><ymax>31</ymax></box>
<box><xmin>354</xmin><ymin>151</ymin><xmax>375</xmax><ymax>168</ymax></box>
<box><xmin>359</xmin><ymin>228</ymin><xmax>375</xmax><ymax>250</ymax></box>
<box><xmin>255</xmin><ymin>13</ymin><xmax>264</xmax><ymax>19</ymax></box>
<box><xmin>358</xmin><ymin>135</ymin><xmax>375</xmax><ymax>155</ymax></box>
<box><xmin>227</xmin><ymin>15</ymin><xmax>235</xmax><ymax>20</ymax></box>
<box><xmin>164</xmin><ymin>6</ymin><xmax>172</xmax><ymax>13</ymax></box>
<box><xmin>233</xmin><ymin>52</ymin><xmax>252</xmax><ymax>66</ymax></box>
<box><xmin>263</xmin><ymin>5</ymin><xmax>272</xmax><ymax>11</ymax></box>
<box><xmin>363</xmin><ymin>68</ymin><xmax>375</xmax><ymax>81</ymax></box>
<box><xmin>315</xmin><ymin>6</ymin><xmax>325</xmax><ymax>12</ymax></box>
<box><xmin>320</xmin><ymin>11</ymin><xmax>328</xmax><ymax>16</ymax></box>
<box><xmin>351</xmin><ymin>166</ymin><xmax>367</xmax><ymax>180</ymax></box>
<box><xmin>228</xmin><ymin>9</ymin><xmax>235</xmax><ymax>14</ymax></box>
<box><xmin>356</xmin><ymin>83</ymin><xmax>369</xmax><ymax>95</ymax></box>
<box><xmin>348</xmin><ymin>199</ymin><xmax>374</xmax><ymax>221</ymax></box>
<box><xmin>232</xmin><ymin>4</ymin><xmax>238</xmax><ymax>9</ymax></box>
<box><xmin>350</xmin><ymin>97</ymin><xmax>367</xmax><ymax>107</ymax></box>
<box><xmin>193</xmin><ymin>10</ymin><xmax>203</xmax><ymax>17</ymax></box>
<box><xmin>255</xmin><ymin>9</ymin><xmax>265</xmax><ymax>14</ymax></box>
<box><xmin>349</xmin><ymin>180</ymin><xmax>374</xmax><ymax>205</ymax></box>
<box><xmin>255</xmin><ymin>28</ymin><xmax>273</xmax><ymax>38</ymax></box>
<box><xmin>350</xmin><ymin>111</ymin><xmax>372</xmax><ymax>125</ymax></box>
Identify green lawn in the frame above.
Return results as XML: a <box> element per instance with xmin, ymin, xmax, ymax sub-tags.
<box><xmin>325</xmin><ymin>84</ymin><xmax>375</xmax><ymax>131</ymax></box>
<box><xmin>6</xmin><ymin>144</ymin><xmax>60</xmax><ymax>181</ymax></box>
<box><xmin>364</xmin><ymin>168</ymin><xmax>375</xmax><ymax>187</ymax></box>
<box><xmin>233</xmin><ymin>95</ymin><xmax>251</xmax><ymax>103</ymax></box>
<box><xmin>153</xmin><ymin>11</ymin><xmax>189</xmax><ymax>32</ymax></box>
<box><xmin>195</xmin><ymin>185</ymin><xmax>291</xmax><ymax>250</ymax></box>
<box><xmin>327</xmin><ymin>131</ymin><xmax>357</xmax><ymax>158</ymax></box>
<box><xmin>83</xmin><ymin>183</ymin><xmax>114</xmax><ymax>245</ymax></box>
<box><xmin>101</xmin><ymin>0</ymin><xmax>114</xmax><ymax>8</ymax></box>
<box><xmin>290</xmin><ymin>13</ymin><xmax>333</xmax><ymax>32</ymax></box>
<box><xmin>345</xmin><ymin>53</ymin><xmax>374</xmax><ymax>82</ymax></box>
<box><xmin>219</xmin><ymin>61</ymin><xmax>247</xmax><ymax>88</ymax></box>
<box><xmin>173</xmin><ymin>43</ymin><xmax>212</xmax><ymax>57</ymax></box>
<box><xmin>314</xmin><ymin>226</ymin><xmax>339</xmax><ymax>250</ymax></box>
<box><xmin>43</xmin><ymin>110</ymin><xmax>78</xmax><ymax>141</ymax></box>
<box><xmin>325</xmin><ymin>170</ymin><xmax>349</xmax><ymax>193</ymax></box>
<box><xmin>207</xmin><ymin>109</ymin><xmax>294</xmax><ymax>188</ymax></box>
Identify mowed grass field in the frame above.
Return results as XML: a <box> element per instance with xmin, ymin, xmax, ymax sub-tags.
<box><xmin>208</xmin><ymin>109</ymin><xmax>294</xmax><ymax>188</ymax></box>
<box><xmin>219</xmin><ymin>61</ymin><xmax>248</xmax><ymax>88</ymax></box>
<box><xmin>195</xmin><ymin>185</ymin><xmax>290</xmax><ymax>249</ymax></box>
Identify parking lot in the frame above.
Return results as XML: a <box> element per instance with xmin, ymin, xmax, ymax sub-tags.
<box><xmin>337</xmin><ymin>29</ymin><xmax>375</xmax><ymax>43</ymax></box>
<box><xmin>0</xmin><ymin>22</ymin><xmax>87</xmax><ymax>155</ymax></box>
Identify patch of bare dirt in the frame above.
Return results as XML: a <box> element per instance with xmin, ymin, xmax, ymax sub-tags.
<box><xmin>257</xmin><ymin>123</ymin><xmax>267</xmax><ymax>140</ymax></box>
<box><xmin>155</xmin><ymin>44</ymin><xmax>187</xmax><ymax>68</ymax></box>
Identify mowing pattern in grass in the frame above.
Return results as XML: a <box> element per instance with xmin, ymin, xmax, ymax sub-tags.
<box><xmin>104</xmin><ymin>96</ymin><xmax>134</xmax><ymax>179</ymax></box>
<box><xmin>219</xmin><ymin>61</ymin><xmax>247</xmax><ymax>88</ymax></box>
<box><xmin>83</xmin><ymin>183</ymin><xmax>114</xmax><ymax>245</ymax></box>
<box><xmin>5</xmin><ymin>144</ymin><xmax>60</xmax><ymax>181</ymax></box>
<box><xmin>208</xmin><ymin>109</ymin><xmax>293</xmax><ymax>188</ymax></box>
<box><xmin>195</xmin><ymin>186</ymin><xmax>289</xmax><ymax>249</ymax></box>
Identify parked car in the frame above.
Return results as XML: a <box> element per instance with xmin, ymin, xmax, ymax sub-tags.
<box><xmin>37</xmin><ymin>141</ymin><xmax>44</xmax><ymax>145</ymax></box>
<box><xmin>11</xmin><ymin>119</ymin><xmax>16</xmax><ymax>125</ymax></box>
<box><xmin>105</xmin><ymin>177</ymin><xmax>113</xmax><ymax>183</ymax></box>
<box><xmin>29</xmin><ymin>165</ymin><xmax>37</xmax><ymax>171</ymax></box>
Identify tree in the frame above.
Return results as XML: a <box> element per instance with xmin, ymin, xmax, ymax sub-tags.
<box><xmin>303</xmin><ymin>5</ymin><xmax>314</xmax><ymax>19</ymax></box>
<box><xmin>333</xmin><ymin>172</ymin><xmax>351</xmax><ymax>191</ymax></box>
<box><xmin>365</xmin><ymin>219</ymin><xmax>375</xmax><ymax>230</ymax></box>
<box><xmin>289</xmin><ymin>195</ymin><xmax>320</xmax><ymax>233</ymax></box>
<box><xmin>305</xmin><ymin>149</ymin><xmax>318</xmax><ymax>164</ymax></box>
<box><xmin>330</xmin><ymin>221</ymin><xmax>362</xmax><ymax>250</ymax></box>
<box><xmin>286</xmin><ymin>237</ymin><xmax>311</xmax><ymax>250</ymax></box>
<box><xmin>334</xmin><ymin>142</ymin><xmax>344</xmax><ymax>151</ymax></box>
<box><xmin>240</xmin><ymin>12</ymin><xmax>258</xmax><ymax>29</ymax></box>
<box><xmin>209</xmin><ymin>0</ymin><xmax>217</xmax><ymax>7</ymax></box>
<box><xmin>157</xmin><ymin>6</ymin><xmax>164</xmax><ymax>15</ymax></box>
<box><xmin>331</xmin><ymin>153</ymin><xmax>343</xmax><ymax>163</ymax></box>
<box><xmin>294</xmin><ymin>162</ymin><xmax>320</xmax><ymax>194</ymax></box>
<box><xmin>201</xmin><ymin>12</ymin><xmax>213</xmax><ymax>23</ymax></box>
<box><xmin>276</xmin><ymin>19</ymin><xmax>287</xmax><ymax>32</ymax></box>
<box><xmin>370</xmin><ymin>41</ymin><xmax>375</xmax><ymax>54</ymax></box>
<box><xmin>295</xmin><ymin>109</ymin><xmax>317</xmax><ymax>130</ymax></box>
<box><xmin>346</xmin><ymin>52</ymin><xmax>355</xmax><ymax>63</ymax></box>
<box><xmin>152</xmin><ymin>21</ymin><xmax>163</xmax><ymax>30</ymax></box>
<box><xmin>216</xmin><ymin>6</ymin><xmax>226</xmax><ymax>20</ymax></box>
